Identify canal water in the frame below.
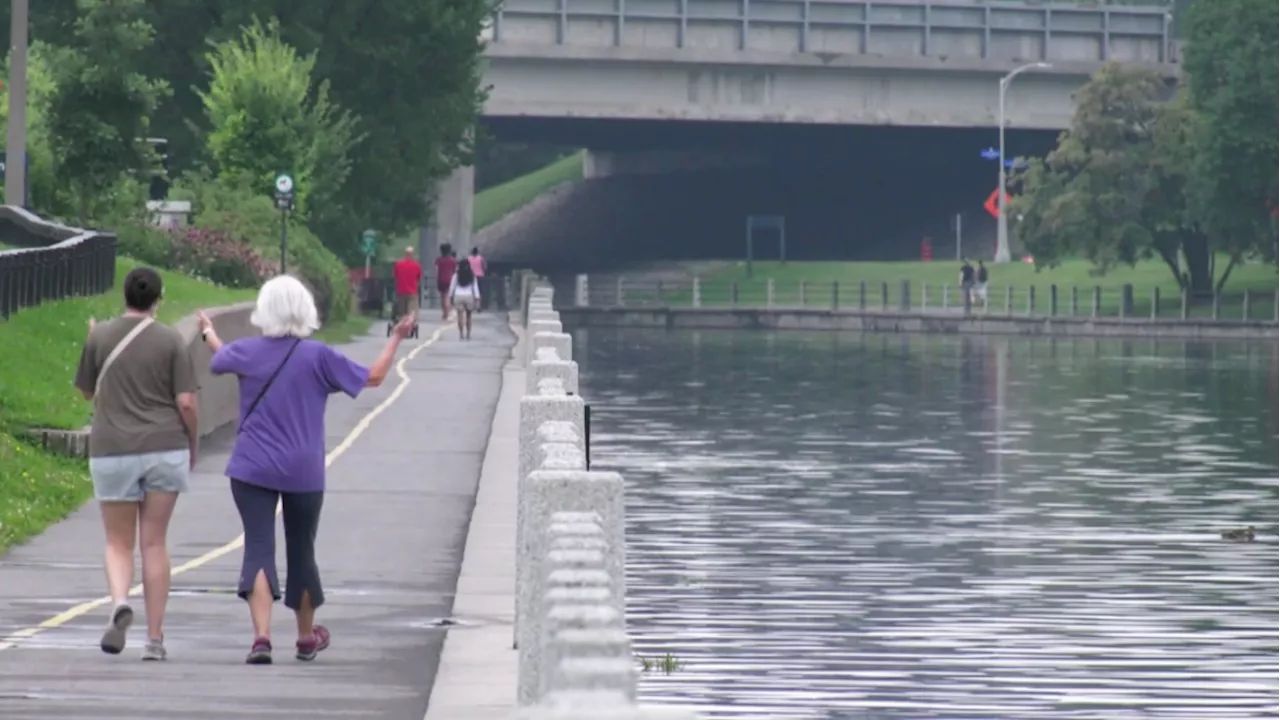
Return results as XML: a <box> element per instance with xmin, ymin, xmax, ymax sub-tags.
<box><xmin>571</xmin><ymin>328</ymin><xmax>1278</xmax><ymax>720</ymax></box>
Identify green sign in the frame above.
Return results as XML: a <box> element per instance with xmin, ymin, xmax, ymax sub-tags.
<box><xmin>359</xmin><ymin>229</ymin><xmax>379</xmax><ymax>258</ymax></box>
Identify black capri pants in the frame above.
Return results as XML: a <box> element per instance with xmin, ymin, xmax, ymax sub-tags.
<box><xmin>231</xmin><ymin>478</ymin><xmax>325</xmax><ymax>610</ymax></box>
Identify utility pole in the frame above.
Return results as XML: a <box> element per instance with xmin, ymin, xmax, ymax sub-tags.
<box><xmin>996</xmin><ymin>61</ymin><xmax>1051</xmax><ymax>263</ymax></box>
<box><xmin>5</xmin><ymin>0</ymin><xmax>29</xmax><ymax>207</ymax></box>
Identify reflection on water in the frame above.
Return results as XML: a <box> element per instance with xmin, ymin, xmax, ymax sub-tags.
<box><xmin>572</xmin><ymin>329</ymin><xmax>1279</xmax><ymax>720</ymax></box>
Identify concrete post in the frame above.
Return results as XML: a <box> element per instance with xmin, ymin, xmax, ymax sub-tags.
<box><xmin>691</xmin><ymin>277</ymin><xmax>701</xmax><ymax>308</ymax></box>
<box><xmin>1049</xmin><ymin>285</ymin><xmax>1058</xmax><ymax>316</ymax></box>
<box><xmin>899</xmin><ymin>280</ymin><xmax>910</xmax><ymax>311</ymax></box>
<box><xmin>1181</xmin><ymin>288</ymin><xmax>1189</xmax><ymax>320</ymax></box>
<box><xmin>921</xmin><ymin>282</ymin><xmax>928</xmax><ymax>310</ymax></box>
<box><xmin>880</xmin><ymin>282</ymin><xmax>888</xmax><ymax>309</ymax></box>
<box><xmin>1091</xmin><ymin>287</ymin><xmax>1101</xmax><ymax>318</ymax></box>
<box><xmin>1151</xmin><ymin>287</ymin><xmax>1160</xmax><ymax>319</ymax></box>
<box><xmin>418</xmin><ymin>165</ymin><xmax>474</xmax><ymax>263</ymax></box>
<box><xmin>942</xmin><ymin>284</ymin><xmax>950</xmax><ymax>310</ymax></box>
<box><xmin>1027</xmin><ymin>285</ymin><xmax>1036</xmax><ymax>315</ymax></box>
<box><xmin>1212</xmin><ymin>292</ymin><xmax>1220</xmax><ymax>320</ymax></box>
<box><xmin>1242</xmin><ymin>290</ymin><xmax>1251</xmax><ymax>320</ymax></box>
<box><xmin>574</xmin><ymin>275</ymin><xmax>589</xmax><ymax>307</ymax></box>
<box><xmin>614</xmin><ymin>277</ymin><xmax>624</xmax><ymax>307</ymax></box>
<box><xmin>528</xmin><ymin>356</ymin><xmax>580</xmax><ymax>396</ymax></box>
<box><xmin>516</xmin><ymin>396</ymin><xmax>586</xmax><ymax>646</ymax></box>
<box><xmin>1004</xmin><ymin>285</ymin><xmax>1013</xmax><ymax>316</ymax></box>
<box><xmin>1070</xmin><ymin>286</ymin><xmax>1079</xmax><ymax>316</ymax></box>
<box><xmin>858</xmin><ymin>281</ymin><xmax>865</xmax><ymax>310</ymax></box>
<box><xmin>798</xmin><ymin>279</ymin><xmax>807</xmax><ymax>307</ymax></box>
<box><xmin>532</xmin><ymin>332</ymin><xmax>573</xmax><ymax>367</ymax></box>
<box><xmin>765</xmin><ymin>278</ymin><xmax>774</xmax><ymax>308</ymax></box>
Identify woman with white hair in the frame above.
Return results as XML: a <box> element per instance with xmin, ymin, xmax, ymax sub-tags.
<box><xmin>196</xmin><ymin>275</ymin><xmax>413</xmax><ymax>664</ymax></box>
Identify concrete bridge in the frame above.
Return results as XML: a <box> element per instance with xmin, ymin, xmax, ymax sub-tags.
<box><xmin>481</xmin><ymin>0</ymin><xmax>1176</xmax><ymax>129</ymax></box>
<box><xmin>423</xmin><ymin>0</ymin><xmax>1178</xmax><ymax>268</ymax></box>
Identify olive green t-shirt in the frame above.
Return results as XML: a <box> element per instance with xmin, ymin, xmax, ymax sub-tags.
<box><xmin>74</xmin><ymin>316</ymin><xmax>199</xmax><ymax>458</ymax></box>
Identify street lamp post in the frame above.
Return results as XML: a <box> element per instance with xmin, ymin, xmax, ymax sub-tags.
<box><xmin>995</xmin><ymin>61</ymin><xmax>1052</xmax><ymax>263</ymax></box>
<box><xmin>5</xmin><ymin>0</ymin><xmax>29</xmax><ymax>208</ymax></box>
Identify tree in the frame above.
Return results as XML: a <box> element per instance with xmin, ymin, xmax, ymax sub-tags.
<box><xmin>1180</xmin><ymin>0</ymin><xmax>1279</xmax><ymax>268</ymax></box>
<box><xmin>45</xmin><ymin>0</ymin><xmax>169</xmax><ymax>225</ymax></box>
<box><xmin>198</xmin><ymin>19</ymin><xmax>359</xmax><ymax>219</ymax></box>
<box><xmin>1009</xmin><ymin>63</ymin><xmax>1222</xmax><ymax>290</ymax></box>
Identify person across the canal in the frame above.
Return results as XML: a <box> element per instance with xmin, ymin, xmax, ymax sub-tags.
<box><xmin>434</xmin><ymin>243</ymin><xmax>457</xmax><ymax>321</ymax></box>
<box><xmin>196</xmin><ymin>275</ymin><xmax>415</xmax><ymax>664</ymax></box>
<box><xmin>975</xmin><ymin>259</ymin><xmax>989</xmax><ymax>309</ymax></box>
<box><xmin>75</xmin><ymin>267</ymin><xmax>199</xmax><ymax>661</ymax></box>
<box><xmin>959</xmin><ymin>258</ymin><xmax>976</xmax><ymax>310</ymax></box>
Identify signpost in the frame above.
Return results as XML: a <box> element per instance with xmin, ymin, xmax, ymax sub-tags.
<box><xmin>983</xmin><ymin>189</ymin><xmax>1009</xmax><ymax>219</ymax></box>
<box><xmin>273</xmin><ymin>174</ymin><xmax>294</xmax><ymax>274</ymax></box>
<box><xmin>360</xmin><ymin>229</ymin><xmax>379</xmax><ymax>279</ymax></box>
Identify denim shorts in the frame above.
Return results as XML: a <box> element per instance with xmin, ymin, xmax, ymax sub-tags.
<box><xmin>89</xmin><ymin>450</ymin><xmax>191</xmax><ymax>502</ymax></box>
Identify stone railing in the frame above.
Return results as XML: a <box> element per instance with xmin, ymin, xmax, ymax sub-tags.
<box><xmin>514</xmin><ymin>284</ymin><xmax>699</xmax><ymax>719</ymax></box>
<box><xmin>29</xmin><ymin>303</ymin><xmax>260</xmax><ymax>457</ymax></box>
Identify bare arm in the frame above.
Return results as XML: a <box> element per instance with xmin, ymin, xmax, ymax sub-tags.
<box><xmin>177</xmin><ymin>392</ymin><xmax>199</xmax><ymax>460</ymax></box>
<box><xmin>368</xmin><ymin>316</ymin><xmax>415</xmax><ymax>387</ymax></box>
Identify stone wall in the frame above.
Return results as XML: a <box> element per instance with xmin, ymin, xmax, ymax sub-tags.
<box><xmin>513</xmin><ymin>284</ymin><xmax>700</xmax><ymax>719</ymax></box>
<box><xmin>30</xmin><ymin>302</ymin><xmax>259</xmax><ymax>457</ymax></box>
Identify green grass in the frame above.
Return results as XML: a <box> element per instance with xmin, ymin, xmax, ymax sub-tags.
<box><xmin>0</xmin><ymin>258</ymin><xmax>256</xmax><ymax>431</ymax></box>
<box><xmin>0</xmin><ymin>431</ymin><xmax>95</xmax><ymax>552</ymax></box>
<box><xmin>653</xmin><ymin>258</ymin><xmax>1279</xmax><ymax>319</ymax></box>
<box><xmin>472</xmin><ymin>151</ymin><xmax>584</xmax><ymax>231</ymax></box>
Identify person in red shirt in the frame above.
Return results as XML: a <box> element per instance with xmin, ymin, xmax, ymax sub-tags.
<box><xmin>392</xmin><ymin>247</ymin><xmax>422</xmax><ymax>329</ymax></box>
<box><xmin>433</xmin><ymin>244</ymin><xmax>458</xmax><ymax>320</ymax></box>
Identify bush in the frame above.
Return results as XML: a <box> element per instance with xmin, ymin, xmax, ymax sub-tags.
<box><xmin>170</xmin><ymin>227</ymin><xmax>274</xmax><ymax>288</ymax></box>
<box><xmin>171</xmin><ymin>171</ymin><xmax>352</xmax><ymax>322</ymax></box>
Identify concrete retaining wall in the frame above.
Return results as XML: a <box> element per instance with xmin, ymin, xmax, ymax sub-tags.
<box><xmin>557</xmin><ymin>306</ymin><xmax>1279</xmax><ymax>342</ymax></box>
<box><xmin>29</xmin><ymin>303</ymin><xmax>260</xmax><ymax>457</ymax></box>
<box><xmin>514</xmin><ymin>284</ymin><xmax>699</xmax><ymax>719</ymax></box>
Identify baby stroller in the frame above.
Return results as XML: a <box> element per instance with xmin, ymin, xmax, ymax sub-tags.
<box><xmin>386</xmin><ymin>289</ymin><xmax>421</xmax><ymax>338</ymax></box>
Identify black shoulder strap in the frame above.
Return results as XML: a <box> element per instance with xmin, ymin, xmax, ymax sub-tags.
<box><xmin>238</xmin><ymin>338</ymin><xmax>302</xmax><ymax>435</ymax></box>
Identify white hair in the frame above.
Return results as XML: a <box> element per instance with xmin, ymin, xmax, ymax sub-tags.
<box><xmin>251</xmin><ymin>275</ymin><xmax>320</xmax><ymax>338</ymax></box>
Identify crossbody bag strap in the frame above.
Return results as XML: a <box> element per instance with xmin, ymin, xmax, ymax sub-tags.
<box><xmin>94</xmin><ymin>316</ymin><xmax>155</xmax><ymax>399</ymax></box>
<box><xmin>237</xmin><ymin>338</ymin><xmax>302</xmax><ymax>435</ymax></box>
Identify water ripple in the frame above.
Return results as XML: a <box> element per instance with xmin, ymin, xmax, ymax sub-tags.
<box><xmin>574</xmin><ymin>329</ymin><xmax>1279</xmax><ymax>720</ymax></box>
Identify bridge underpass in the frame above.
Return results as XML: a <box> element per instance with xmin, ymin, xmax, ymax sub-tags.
<box><xmin>478</xmin><ymin>118</ymin><xmax>1058</xmax><ymax>270</ymax></box>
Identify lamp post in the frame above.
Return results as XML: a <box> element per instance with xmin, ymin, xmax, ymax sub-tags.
<box><xmin>5</xmin><ymin>0</ymin><xmax>29</xmax><ymax>208</ymax></box>
<box><xmin>995</xmin><ymin>61</ymin><xmax>1051</xmax><ymax>263</ymax></box>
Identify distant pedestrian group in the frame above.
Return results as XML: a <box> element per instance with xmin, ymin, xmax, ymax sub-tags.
<box><xmin>434</xmin><ymin>243</ymin><xmax>485</xmax><ymax>339</ymax></box>
<box><xmin>78</xmin><ymin>268</ymin><xmax>416</xmax><ymax>663</ymax></box>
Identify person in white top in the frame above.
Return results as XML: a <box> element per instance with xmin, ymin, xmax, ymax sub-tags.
<box><xmin>448</xmin><ymin>260</ymin><xmax>481</xmax><ymax>340</ymax></box>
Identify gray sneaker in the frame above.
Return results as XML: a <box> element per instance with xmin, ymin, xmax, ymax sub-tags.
<box><xmin>141</xmin><ymin>638</ymin><xmax>167</xmax><ymax>661</ymax></box>
<box><xmin>100</xmin><ymin>603</ymin><xmax>133</xmax><ymax>655</ymax></box>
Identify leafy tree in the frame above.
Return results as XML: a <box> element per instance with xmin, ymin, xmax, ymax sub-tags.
<box><xmin>1180</xmin><ymin>0</ymin><xmax>1279</xmax><ymax>268</ymax></box>
<box><xmin>1010</xmin><ymin>64</ymin><xmax>1218</xmax><ymax>290</ymax></box>
<box><xmin>198</xmin><ymin>18</ymin><xmax>359</xmax><ymax>219</ymax></box>
<box><xmin>45</xmin><ymin>0</ymin><xmax>169</xmax><ymax>225</ymax></box>
<box><xmin>0</xmin><ymin>41</ymin><xmax>76</xmax><ymax>218</ymax></box>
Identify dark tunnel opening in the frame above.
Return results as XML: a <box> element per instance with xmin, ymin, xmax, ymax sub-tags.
<box><xmin>479</xmin><ymin>117</ymin><xmax>1060</xmax><ymax>269</ymax></box>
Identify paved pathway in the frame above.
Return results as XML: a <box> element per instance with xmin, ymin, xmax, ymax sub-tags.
<box><xmin>0</xmin><ymin>312</ymin><xmax>516</xmax><ymax>719</ymax></box>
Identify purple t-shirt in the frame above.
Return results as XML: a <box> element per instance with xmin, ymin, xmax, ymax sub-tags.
<box><xmin>211</xmin><ymin>337</ymin><xmax>370</xmax><ymax>492</ymax></box>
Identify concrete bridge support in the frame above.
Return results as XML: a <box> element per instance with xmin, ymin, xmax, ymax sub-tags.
<box><xmin>420</xmin><ymin>165</ymin><xmax>476</xmax><ymax>258</ymax></box>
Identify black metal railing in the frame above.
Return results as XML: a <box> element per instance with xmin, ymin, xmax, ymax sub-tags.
<box><xmin>0</xmin><ymin>206</ymin><xmax>118</xmax><ymax>320</ymax></box>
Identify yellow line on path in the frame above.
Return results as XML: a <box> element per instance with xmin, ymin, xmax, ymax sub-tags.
<box><xmin>0</xmin><ymin>321</ymin><xmax>451</xmax><ymax>652</ymax></box>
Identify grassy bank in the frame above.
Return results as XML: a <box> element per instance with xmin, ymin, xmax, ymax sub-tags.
<box><xmin>669</xmin><ymin>258</ymin><xmax>1280</xmax><ymax>318</ymax></box>
<box><xmin>472</xmin><ymin>151</ymin><xmax>584</xmax><ymax>231</ymax></box>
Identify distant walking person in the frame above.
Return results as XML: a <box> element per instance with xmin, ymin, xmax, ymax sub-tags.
<box><xmin>434</xmin><ymin>243</ymin><xmax>458</xmax><ymax>321</ymax></box>
<box><xmin>75</xmin><ymin>267</ymin><xmax>199</xmax><ymax>661</ymax></box>
<box><xmin>975</xmin><ymin>260</ymin><xmax>989</xmax><ymax>310</ymax></box>
<box><xmin>392</xmin><ymin>247</ymin><xmax>422</xmax><ymax>330</ymax></box>
<box><xmin>468</xmin><ymin>247</ymin><xmax>487</xmax><ymax>311</ymax></box>
<box><xmin>959</xmin><ymin>258</ymin><xmax>976</xmax><ymax>313</ymax></box>
<box><xmin>450</xmin><ymin>258</ymin><xmax>481</xmax><ymax>340</ymax></box>
<box><xmin>196</xmin><ymin>276</ymin><xmax>414</xmax><ymax>665</ymax></box>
